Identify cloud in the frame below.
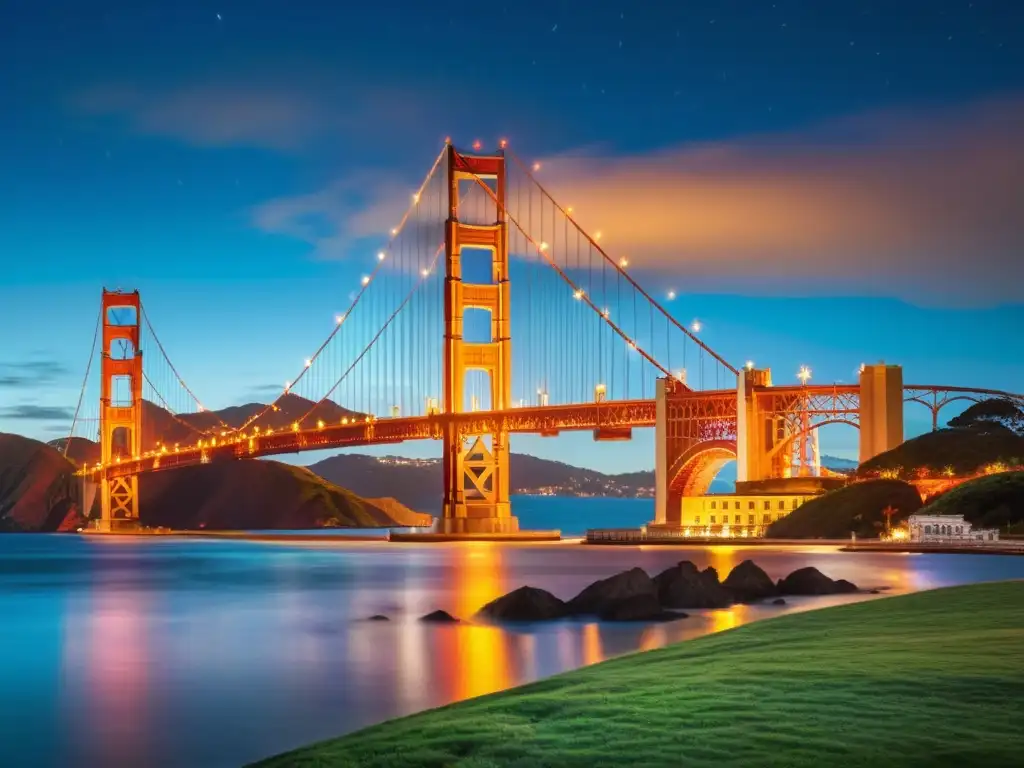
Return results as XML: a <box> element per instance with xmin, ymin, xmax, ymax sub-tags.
<box><xmin>73</xmin><ymin>79</ymin><xmax>434</xmax><ymax>152</ymax></box>
<box><xmin>531</xmin><ymin>98</ymin><xmax>1024</xmax><ymax>306</ymax></box>
<box><xmin>0</xmin><ymin>405</ymin><xmax>75</xmax><ymax>421</ymax></box>
<box><xmin>253</xmin><ymin>171</ymin><xmax>432</xmax><ymax>259</ymax></box>
<box><xmin>0</xmin><ymin>361</ymin><xmax>69</xmax><ymax>388</ymax></box>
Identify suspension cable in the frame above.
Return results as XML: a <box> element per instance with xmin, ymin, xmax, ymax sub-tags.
<box><xmin>505</xmin><ymin>148</ymin><xmax>738</xmax><ymax>376</ymax></box>
<box><xmin>64</xmin><ymin>304</ymin><xmax>102</xmax><ymax>458</ymax></box>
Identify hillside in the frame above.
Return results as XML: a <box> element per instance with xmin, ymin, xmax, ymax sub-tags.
<box><xmin>765</xmin><ymin>479</ymin><xmax>923</xmax><ymax>539</ymax></box>
<box><xmin>138</xmin><ymin>461</ymin><xmax>430</xmax><ymax>530</ymax></box>
<box><xmin>308</xmin><ymin>453</ymin><xmax>657</xmax><ymax>513</ymax></box>
<box><xmin>2</xmin><ymin>434</ymin><xmax>428</xmax><ymax>532</ymax></box>
<box><xmin>0</xmin><ymin>433</ymin><xmax>89</xmax><ymax>532</ymax></box>
<box><xmin>859</xmin><ymin>425</ymin><xmax>1024</xmax><ymax>477</ymax></box>
<box><xmin>919</xmin><ymin>471</ymin><xmax>1024</xmax><ymax>534</ymax></box>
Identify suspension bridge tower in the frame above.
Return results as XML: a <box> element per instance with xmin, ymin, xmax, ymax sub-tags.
<box><xmin>98</xmin><ymin>289</ymin><xmax>143</xmax><ymax>531</ymax></box>
<box><xmin>439</xmin><ymin>144</ymin><xmax>517</xmax><ymax>534</ymax></box>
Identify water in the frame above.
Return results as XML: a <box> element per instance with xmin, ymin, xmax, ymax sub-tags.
<box><xmin>3</xmin><ymin>498</ymin><xmax>1024</xmax><ymax>768</ymax></box>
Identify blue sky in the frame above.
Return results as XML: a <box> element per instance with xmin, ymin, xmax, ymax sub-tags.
<box><xmin>2</xmin><ymin>0</ymin><xmax>1023</xmax><ymax>472</ymax></box>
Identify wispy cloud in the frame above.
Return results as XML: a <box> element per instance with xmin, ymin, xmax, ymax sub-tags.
<box><xmin>529</xmin><ymin>97</ymin><xmax>1024</xmax><ymax>306</ymax></box>
<box><xmin>0</xmin><ymin>405</ymin><xmax>75</xmax><ymax>421</ymax></box>
<box><xmin>73</xmin><ymin>78</ymin><xmax>436</xmax><ymax>152</ymax></box>
<box><xmin>0</xmin><ymin>361</ymin><xmax>69</xmax><ymax>389</ymax></box>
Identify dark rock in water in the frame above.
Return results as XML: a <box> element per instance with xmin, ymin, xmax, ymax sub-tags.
<box><xmin>567</xmin><ymin>567</ymin><xmax>657</xmax><ymax>616</ymax></box>
<box><xmin>599</xmin><ymin>592</ymin><xmax>668</xmax><ymax>622</ymax></box>
<box><xmin>869</xmin><ymin>590</ymin><xmax>881</xmax><ymax>595</ymax></box>
<box><xmin>722</xmin><ymin>560</ymin><xmax>778</xmax><ymax>602</ymax></box>
<box><xmin>654</xmin><ymin>561</ymin><xmax>733</xmax><ymax>609</ymax></box>
<box><xmin>476</xmin><ymin>586</ymin><xmax>567</xmax><ymax>622</ymax></box>
<box><xmin>420</xmin><ymin>610</ymin><xmax>459</xmax><ymax>623</ymax></box>
<box><xmin>834</xmin><ymin>579</ymin><xmax>859</xmax><ymax>594</ymax></box>
<box><xmin>367</xmin><ymin>614</ymin><xmax>390</xmax><ymax>621</ymax></box>
<box><xmin>777</xmin><ymin>567</ymin><xmax>858</xmax><ymax>596</ymax></box>
<box><xmin>772</xmin><ymin>598</ymin><xmax>787</xmax><ymax>606</ymax></box>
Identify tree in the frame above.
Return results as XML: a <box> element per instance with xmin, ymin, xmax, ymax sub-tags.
<box><xmin>949</xmin><ymin>399</ymin><xmax>1024</xmax><ymax>437</ymax></box>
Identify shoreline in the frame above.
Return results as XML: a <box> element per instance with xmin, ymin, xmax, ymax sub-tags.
<box><xmin>251</xmin><ymin>581</ymin><xmax>1024</xmax><ymax>767</ymax></box>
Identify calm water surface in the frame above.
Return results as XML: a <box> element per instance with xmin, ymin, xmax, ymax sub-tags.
<box><xmin>3</xmin><ymin>497</ymin><xmax>1023</xmax><ymax>768</ymax></box>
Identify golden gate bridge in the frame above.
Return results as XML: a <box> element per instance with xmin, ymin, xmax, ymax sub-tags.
<box><xmin>61</xmin><ymin>142</ymin><xmax>1024</xmax><ymax>536</ymax></box>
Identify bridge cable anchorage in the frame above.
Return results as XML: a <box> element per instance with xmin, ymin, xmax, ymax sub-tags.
<box><xmin>229</xmin><ymin>144</ymin><xmax>449</xmax><ymax>435</ymax></box>
<box><xmin>140</xmin><ymin>304</ymin><xmax>229</xmax><ymax>433</ymax></box>
<box><xmin>65</xmin><ymin>304</ymin><xmax>103</xmax><ymax>458</ymax></box>
<box><xmin>464</xmin><ymin>173</ymin><xmax>676</xmax><ymax>384</ymax></box>
<box><xmin>504</xmin><ymin>148</ymin><xmax>739</xmax><ymax>377</ymax></box>
<box><xmin>292</xmin><ymin>243</ymin><xmax>445</xmax><ymax>427</ymax></box>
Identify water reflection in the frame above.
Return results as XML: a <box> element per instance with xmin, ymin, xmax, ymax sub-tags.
<box><xmin>450</xmin><ymin>543</ymin><xmax>511</xmax><ymax>701</ymax></box>
<box><xmin>2</xmin><ymin>535</ymin><xmax>1023</xmax><ymax>768</ymax></box>
<box><xmin>72</xmin><ymin>576</ymin><xmax>151</xmax><ymax>766</ymax></box>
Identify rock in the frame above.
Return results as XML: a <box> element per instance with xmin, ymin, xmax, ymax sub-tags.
<box><xmin>367</xmin><ymin>614</ymin><xmax>390</xmax><ymax>621</ymax></box>
<box><xmin>653</xmin><ymin>561</ymin><xmax>733</xmax><ymax>609</ymax></box>
<box><xmin>476</xmin><ymin>586</ymin><xmax>567</xmax><ymax>622</ymax></box>
<box><xmin>420</xmin><ymin>610</ymin><xmax>459</xmax><ymax>623</ymax></box>
<box><xmin>869</xmin><ymin>589</ymin><xmax>881</xmax><ymax>595</ymax></box>
<box><xmin>722</xmin><ymin>560</ymin><xmax>778</xmax><ymax>602</ymax></box>
<box><xmin>777</xmin><ymin>567</ymin><xmax>859</xmax><ymax>596</ymax></box>
<box><xmin>567</xmin><ymin>567</ymin><xmax>657</xmax><ymax>616</ymax></box>
<box><xmin>599</xmin><ymin>593</ymin><xmax>670</xmax><ymax>622</ymax></box>
<box><xmin>772</xmin><ymin>598</ymin><xmax>787</xmax><ymax>605</ymax></box>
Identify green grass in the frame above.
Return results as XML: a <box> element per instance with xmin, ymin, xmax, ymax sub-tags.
<box><xmin>253</xmin><ymin>582</ymin><xmax>1024</xmax><ymax>768</ymax></box>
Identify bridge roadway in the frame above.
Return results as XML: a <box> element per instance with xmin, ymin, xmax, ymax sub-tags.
<box><xmin>87</xmin><ymin>383</ymin><xmax>1022</xmax><ymax>482</ymax></box>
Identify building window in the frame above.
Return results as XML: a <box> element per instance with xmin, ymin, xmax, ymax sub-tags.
<box><xmin>792</xmin><ymin>499</ymin><xmax>799</xmax><ymax>509</ymax></box>
<box><xmin>735</xmin><ymin>502</ymin><xmax>741</xmax><ymax>510</ymax></box>
<box><xmin>764</xmin><ymin>500</ymin><xmax>771</xmax><ymax>510</ymax></box>
<box><xmin>748</xmin><ymin>501</ymin><xmax>755</xmax><ymax>510</ymax></box>
<box><xmin>734</xmin><ymin>515</ymin><xmax>741</xmax><ymax>525</ymax></box>
<box><xmin>925</xmin><ymin>525</ymin><xmax>932</xmax><ymax>534</ymax></box>
<box><xmin>710</xmin><ymin>501</ymin><xmax>716</xmax><ymax>510</ymax></box>
<box><xmin>956</xmin><ymin>526</ymin><xmax>962</xmax><ymax>534</ymax></box>
<box><xmin>778</xmin><ymin>500</ymin><xmax>786</xmax><ymax>510</ymax></box>
<box><xmin>763</xmin><ymin>514</ymin><xmax>771</xmax><ymax>524</ymax></box>
<box><xmin>694</xmin><ymin>516</ymin><xmax>700</xmax><ymax>524</ymax></box>
<box><xmin>710</xmin><ymin>515</ymin><xmax>716</xmax><ymax>524</ymax></box>
<box><xmin>748</xmin><ymin>515</ymin><xmax>755</xmax><ymax>525</ymax></box>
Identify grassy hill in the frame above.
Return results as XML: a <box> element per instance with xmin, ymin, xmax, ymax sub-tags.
<box><xmin>253</xmin><ymin>581</ymin><xmax>1024</xmax><ymax>768</ymax></box>
<box><xmin>859</xmin><ymin>425</ymin><xmax>1024</xmax><ymax>477</ymax></box>
<box><xmin>919</xmin><ymin>471</ymin><xmax>1024</xmax><ymax>534</ymax></box>
<box><xmin>766</xmin><ymin>478</ymin><xmax>922</xmax><ymax>539</ymax></box>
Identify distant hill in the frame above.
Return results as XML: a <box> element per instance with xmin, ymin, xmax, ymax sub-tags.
<box><xmin>766</xmin><ymin>479</ymin><xmax>923</xmax><ymax>539</ymax></box>
<box><xmin>308</xmin><ymin>453</ymin><xmax>657</xmax><ymax>514</ymax></box>
<box><xmin>49</xmin><ymin>393</ymin><xmax>363</xmax><ymax>466</ymax></box>
<box><xmin>4</xmin><ymin>433</ymin><xmax>428</xmax><ymax>532</ymax></box>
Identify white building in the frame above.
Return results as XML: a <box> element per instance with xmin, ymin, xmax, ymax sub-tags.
<box><xmin>907</xmin><ymin>513</ymin><xmax>999</xmax><ymax>543</ymax></box>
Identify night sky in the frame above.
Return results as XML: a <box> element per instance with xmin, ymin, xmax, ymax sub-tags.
<box><xmin>2</xmin><ymin>1</ymin><xmax>1023</xmax><ymax>471</ymax></box>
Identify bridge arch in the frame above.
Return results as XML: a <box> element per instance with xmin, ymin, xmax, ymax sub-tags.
<box><xmin>764</xmin><ymin>417</ymin><xmax>860</xmax><ymax>464</ymax></box>
<box><xmin>665</xmin><ymin>439</ymin><xmax>737</xmax><ymax>525</ymax></box>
